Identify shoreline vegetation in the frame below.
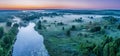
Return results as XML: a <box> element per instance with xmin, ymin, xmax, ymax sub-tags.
<box><xmin>0</xmin><ymin>23</ymin><xmax>19</xmax><ymax>56</ymax></box>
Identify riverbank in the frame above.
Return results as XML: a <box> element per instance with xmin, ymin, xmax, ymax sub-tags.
<box><xmin>0</xmin><ymin>23</ymin><xmax>19</xmax><ymax>56</ymax></box>
<box><xmin>35</xmin><ymin>15</ymin><xmax>120</xmax><ymax>56</ymax></box>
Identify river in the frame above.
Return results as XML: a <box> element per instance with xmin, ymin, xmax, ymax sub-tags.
<box><xmin>12</xmin><ymin>23</ymin><xmax>49</xmax><ymax>56</ymax></box>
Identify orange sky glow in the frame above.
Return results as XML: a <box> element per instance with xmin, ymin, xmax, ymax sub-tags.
<box><xmin>0</xmin><ymin>0</ymin><xmax>120</xmax><ymax>10</ymax></box>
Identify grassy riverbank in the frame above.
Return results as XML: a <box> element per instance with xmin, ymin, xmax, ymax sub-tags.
<box><xmin>35</xmin><ymin>15</ymin><xmax>120</xmax><ymax>56</ymax></box>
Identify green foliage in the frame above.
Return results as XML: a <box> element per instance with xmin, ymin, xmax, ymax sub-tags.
<box><xmin>0</xmin><ymin>45</ymin><xmax>3</xmax><ymax>55</ymax></box>
<box><xmin>103</xmin><ymin>43</ymin><xmax>109</xmax><ymax>56</ymax></box>
<box><xmin>117</xmin><ymin>24</ymin><xmax>120</xmax><ymax>30</ymax></box>
<box><xmin>43</xmin><ymin>20</ymin><xmax>47</xmax><ymax>23</ymax></box>
<box><xmin>73</xmin><ymin>18</ymin><xmax>83</xmax><ymax>22</ymax></box>
<box><xmin>2</xmin><ymin>34</ymin><xmax>14</xmax><ymax>48</ymax></box>
<box><xmin>102</xmin><ymin>36</ymin><xmax>113</xmax><ymax>47</ymax></box>
<box><xmin>6</xmin><ymin>21</ymin><xmax>12</xmax><ymax>27</ymax></box>
<box><xmin>93</xmin><ymin>45</ymin><xmax>102</xmax><ymax>56</ymax></box>
<box><xmin>114</xmin><ymin>38</ymin><xmax>120</xmax><ymax>48</ymax></box>
<box><xmin>103</xmin><ymin>16</ymin><xmax>118</xmax><ymax>24</ymax></box>
<box><xmin>66</xmin><ymin>30</ymin><xmax>71</xmax><ymax>36</ymax></box>
<box><xmin>71</xmin><ymin>25</ymin><xmax>76</xmax><ymax>30</ymax></box>
<box><xmin>37</xmin><ymin>21</ymin><xmax>42</xmax><ymax>29</ymax></box>
<box><xmin>57</xmin><ymin>22</ymin><xmax>64</xmax><ymax>25</ymax></box>
<box><xmin>0</xmin><ymin>24</ymin><xmax>18</xmax><ymax>56</ymax></box>
<box><xmin>80</xmin><ymin>43</ymin><xmax>95</xmax><ymax>56</ymax></box>
<box><xmin>13</xmin><ymin>23</ymin><xmax>19</xmax><ymax>28</ymax></box>
<box><xmin>117</xmin><ymin>52</ymin><xmax>120</xmax><ymax>56</ymax></box>
<box><xmin>9</xmin><ymin>27</ymin><xmax>19</xmax><ymax>35</ymax></box>
<box><xmin>109</xmin><ymin>42</ymin><xmax>116</xmax><ymax>56</ymax></box>
<box><xmin>0</xmin><ymin>27</ymin><xmax>4</xmax><ymax>38</ymax></box>
<box><xmin>62</xmin><ymin>27</ymin><xmax>65</xmax><ymax>30</ymax></box>
<box><xmin>90</xmin><ymin>26</ymin><xmax>101</xmax><ymax>32</ymax></box>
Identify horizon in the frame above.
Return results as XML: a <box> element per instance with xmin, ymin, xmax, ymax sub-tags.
<box><xmin>0</xmin><ymin>0</ymin><xmax>120</xmax><ymax>10</ymax></box>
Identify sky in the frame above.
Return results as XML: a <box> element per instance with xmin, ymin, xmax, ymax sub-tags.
<box><xmin>0</xmin><ymin>0</ymin><xmax>120</xmax><ymax>10</ymax></box>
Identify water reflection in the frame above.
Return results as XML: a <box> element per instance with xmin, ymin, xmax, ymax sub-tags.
<box><xmin>12</xmin><ymin>23</ymin><xmax>49</xmax><ymax>56</ymax></box>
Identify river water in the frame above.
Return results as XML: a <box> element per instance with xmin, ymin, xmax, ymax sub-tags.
<box><xmin>12</xmin><ymin>23</ymin><xmax>49</xmax><ymax>56</ymax></box>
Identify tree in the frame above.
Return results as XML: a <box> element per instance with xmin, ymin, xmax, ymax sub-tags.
<box><xmin>117</xmin><ymin>24</ymin><xmax>120</xmax><ymax>30</ymax></box>
<box><xmin>93</xmin><ymin>45</ymin><xmax>102</xmax><ymax>56</ymax></box>
<box><xmin>0</xmin><ymin>27</ymin><xmax>4</xmax><ymax>38</ymax></box>
<box><xmin>6</xmin><ymin>21</ymin><xmax>12</xmax><ymax>27</ymax></box>
<box><xmin>66</xmin><ymin>30</ymin><xmax>71</xmax><ymax>36</ymax></box>
<box><xmin>90</xmin><ymin>26</ymin><xmax>101</xmax><ymax>32</ymax></box>
<box><xmin>62</xmin><ymin>27</ymin><xmax>65</xmax><ymax>30</ymax></box>
<box><xmin>13</xmin><ymin>23</ymin><xmax>19</xmax><ymax>28</ymax></box>
<box><xmin>37</xmin><ymin>21</ymin><xmax>42</xmax><ymax>29</ymax></box>
<box><xmin>71</xmin><ymin>25</ymin><xmax>76</xmax><ymax>30</ymax></box>
<box><xmin>57</xmin><ymin>22</ymin><xmax>64</xmax><ymax>25</ymax></box>
<box><xmin>0</xmin><ymin>46</ymin><xmax>3</xmax><ymax>55</ymax></box>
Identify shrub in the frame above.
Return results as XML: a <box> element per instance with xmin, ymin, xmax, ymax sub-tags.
<box><xmin>62</xmin><ymin>27</ymin><xmax>65</xmax><ymax>30</ymax></box>
<box><xmin>114</xmin><ymin>38</ymin><xmax>120</xmax><ymax>47</ymax></box>
<box><xmin>6</xmin><ymin>21</ymin><xmax>12</xmax><ymax>27</ymax></box>
<box><xmin>0</xmin><ymin>46</ymin><xmax>3</xmax><ymax>55</ymax></box>
<box><xmin>73</xmin><ymin>18</ymin><xmax>83</xmax><ymax>22</ymax></box>
<box><xmin>43</xmin><ymin>20</ymin><xmax>47</xmax><ymax>23</ymax></box>
<box><xmin>90</xmin><ymin>26</ymin><xmax>101</xmax><ymax>32</ymax></box>
<box><xmin>0</xmin><ymin>27</ymin><xmax>4</xmax><ymax>38</ymax></box>
<box><xmin>71</xmin><ymin>25</ymin><xmax>76</xmax><ymax>30</ymax></box>
<box><xmin>37</xmin><ymin>21</ymin><xmax>42</xmax><ymax>29</ymax></box>
<box><xmin>109</xmin><ymin>42</ymin><xmax>116</xmax><ymax>56</ymax></box>
<box><xmin>57</xmin><ymin>22</ymin><xmax>64</xmax><ymax>25</ymax></box>
<box><xmin>117</xmin><ymin>24</ymin><xmax>120</xmax><ymax>30</ymax></box>
<box><xmin>93</xmin><ymin>45</ymin><xmax>102</xmax><ymax>56</ymax></box>
<box><xmin>66</xmin><ymin>30</ymin><xmax>71</xmax><ymax>36</ymax></box>
<box><xmin>13</xmin><ymin>23</ymin><xmax>19</xmax><ymax>28</ymax></box>
<box><xmin>103</xmin><ymin>43</ymin><xmax>109</xmax><ymax>56</ymax></box>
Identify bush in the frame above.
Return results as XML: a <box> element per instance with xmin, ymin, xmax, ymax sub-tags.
<box><xmin>0</xmin><ymin>27</ymin><xmax>4</xmax><ymax>38</ymax></box>
<box><xmin>71</xmin><ymin>25</ymin><xmax>76</xmax><ymax>30</ymax></box>
<box><xmin>109</xmin><ymin>42</ymin><xmax>116</xmax><ymax>56</ymax></box>
<box><xmin>13</xmin><ymin>23</ymin><xmax>19</xmax><ymax>28</ymax></box>
<box><xmin>3</xmin><ymin>34</ymin><xmax>14</xmax><ymax>46</ymax></box>
<box><xmin>6</xmin><ymin>21</ymin><xmax>12</xmax><ymax>27</ymax></box>
<box><xmin>90</xmin><ymin>26</ymin><xmax>101</xmax><ymax>32</ymax></box>
<box><xmin>114</xmin><ymin>38</ymin><xmax>120</xmax><ymax>47</ymax></box>
<box><xmin>66</xmin><ymin>30</ymin><xmax>71</xmax><ymax>36</ymax></box>
<box><xmin>117</xmin><ymin>24</ymin><xmax>120</xmax><ymax>30</ymax></box>
<box><xmin>103</xmin><ymin>43</ymin><xmax>109</xmax><ymax>56</ymax></box>
<box><xmin>43</xmin><ymin>20</ymin><xmax>47</xmax><ymax>23</ymax></box>
<box><xmin>93</xmin><ymin>45</ymin><xmax>102</xmax><ymax>56</ymax></box>
<box><xmin>57</xmin><ymin>22</ymin><xmax>64</xmax><ymax>25</ymax></box>
<box><xmin>37</xmin><ymin>21</ymin><xmax>42</xmax><ymax>29</ymax></box>
<box><xmin>117</xmin><ymin>52</ymin><xmax>120</xmax><ymax>56</ymax></box>
<box><xmin>62</xmin><ymin>27</ymin><xmax>65</xmax><ymax>30</ymax></box>
<box><xmin>73</xmin><ymin>18</ymin><xmax>83</xmax><ymax>22</ymax></box>
<box><xmin>0</xmin><ymin>46</ymin><xmax>3</xmax><ymax>55</ymax></box>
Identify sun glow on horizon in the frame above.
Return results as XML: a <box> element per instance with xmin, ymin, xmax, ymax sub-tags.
<box><xmin>0</xmin><ymin>0</ymin><xmax>120</xmax><ymax>10</ymax></box>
